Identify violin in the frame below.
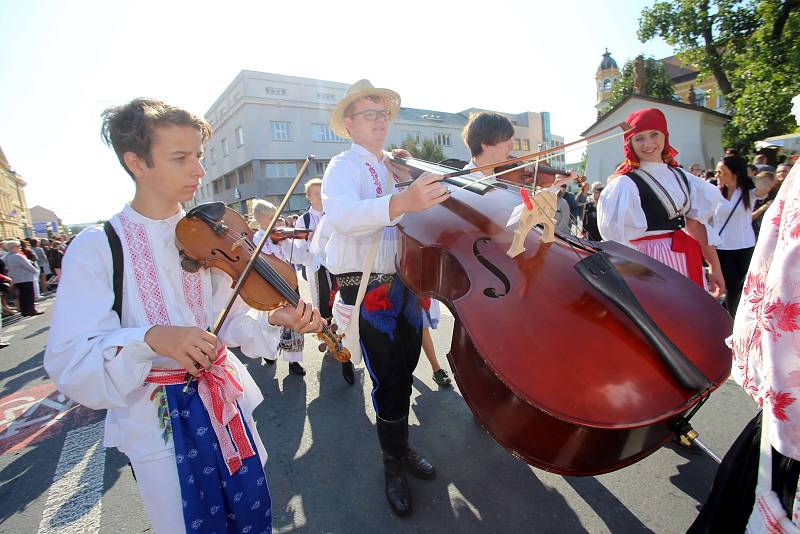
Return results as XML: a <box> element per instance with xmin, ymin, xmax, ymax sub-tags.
<box><xmin>493</xmin><ymin>160</ymin><xmax>582</xmax><ymax>188</ymax></box>
<box><xmin>269</xmin><ymin>227</ymin><xmax>312</xmax><ymax>243</ymax></box>
<box><xmin>389</xmin><ymin>154</ymin><xmax>731</xmax><ymax>476</ymax></box>
<box><xmin>175</xmin><ymin>201</ymin><xmax>349</xmax><ymax>363</ymax></box>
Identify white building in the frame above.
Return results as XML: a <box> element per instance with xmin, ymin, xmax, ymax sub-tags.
<box><xmin>190</xmin><ymin>70</ymin><xmax>564</xmax><ymax>214</ymax></box>
<box><xmin>582</xmin><ymin>94</ymin><xmax>730</xmax><ymax>184</ymax></box>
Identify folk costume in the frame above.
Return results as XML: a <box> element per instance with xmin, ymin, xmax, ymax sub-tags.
<box><xmin>597</xmin><ymin>108</ymin><xmax>721</xmax><ymax>289</ymax></box>
<box><xmin>689</xmin><ymin>158</ymin><xmax>800</xmax><ymax>533</ymax></box>
<box><xmin>294</xmin><ymin>207</ymin><xmax>336</xmax><ymax>319</ymax></box>
<box><xmin>322</xmin><ymin>80</ymin><xmax>435</xmax><ymax>516</ymax></box>
<box><xmin>253</xmin><ymin>229</ymin><xmax>304</xmax><ymax>365</ymax></box>
<box><xmin>294</xmin><ymin>207</ymin><xmax>355</xmax><ymax>384</ymax></box>
<box><xmin>45</xmin><ymin>205</ymin><xmax>280</xmax><ymax>534</ymax></box>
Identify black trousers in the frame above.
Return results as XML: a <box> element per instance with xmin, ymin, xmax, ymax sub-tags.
<box><xmin>718</xmin><ymin>247</ymin><xmax>754</xmax><ymax>317</ymax></box>
<box><xmin>316</xmin><ymin>265</ymin><xmax>333</xmax><ymax>320</ymax></box>
<box><xmin>689</xmin><ymin>412</ymin><xmax>800</xmax><ymax>533</ymax></box>
<box><xmin>15</xmin><ymin>282</ymin><xmax>35</xmax><ymax>315</ymax></box>
<box><xmin>340</xmin><ymin>278</ymin><xmax>422</xmax><ymax>422</ymax></box>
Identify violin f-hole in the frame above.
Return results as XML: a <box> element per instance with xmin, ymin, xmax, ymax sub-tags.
<box><xmin>473</xmin><ymin>236</ymin><xmax>511</xmax><ymax>298</ymax></box>
<box><xmin>211</xmin><ymin>248</ymin><xmax>240</xmax><ymax>263</ymax></box>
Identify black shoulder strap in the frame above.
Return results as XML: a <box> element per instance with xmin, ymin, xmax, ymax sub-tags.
<box><xmin>303</xmin><ymin>211</ymin><xmax>311</xmax><ymax>229</ymax></box>
<box><xmin>718</xmin><ymin>193</ymin><xmax>743</xmax><ymax>235</ymax></box>
<box><xmin>103</xmin><ymin>221</ymin><xmax>124</xmax><ymax>321</ymax></box>
<box><xmin>625</xmin><ymin>172</ymin><xmax>684</xmax><ymax>231</ymax></box>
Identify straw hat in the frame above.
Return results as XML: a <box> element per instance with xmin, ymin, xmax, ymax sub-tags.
<box><xmin>329</xmin><ymin>79</ymin><xmax>401</xmax><ymax>139</ymax></box>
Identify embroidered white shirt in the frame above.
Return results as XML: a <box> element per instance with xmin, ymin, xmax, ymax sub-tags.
<box><xmin>321</xmin><ymin>143</ymin><xmax>401</xmax><ymax>275</ymax></box>
<box><xmin>44</xmin><ymin>204</ymin><xmax>282</xmax><ymax>462</ymax></box>
<box><xmin>597</xmin><ymin>162</ymin><xmax>722</xmax><ymax>247</ymax></box>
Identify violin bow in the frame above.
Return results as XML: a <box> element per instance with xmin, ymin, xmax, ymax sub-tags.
<box><xmin>182</xmin><ymin>155</ymin><xmax>315</xmax><ymax>392</ymax></box>
<box><xmin>440</xmin><ymin>122</ymin><xmax>630</xmax><ymax>180</ymax></box>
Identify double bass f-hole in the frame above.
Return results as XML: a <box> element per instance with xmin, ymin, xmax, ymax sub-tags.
<box><xmin>473</xmin><ymin>236</ymin><xmax>511</xmax><ymax>298</ymax></box>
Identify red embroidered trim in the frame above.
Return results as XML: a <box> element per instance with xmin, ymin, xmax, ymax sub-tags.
<box><xmin>366</xmin><ymin>162</ymin><xmax>383</xmax><ymax>196</ymax></box>
<box><xmin>119</xmin><ymin>214</ymin><xmax>171</xmax><ymax>326</ymax></box>
<box><xmin>118</xmin><ymin>213</ymin><xmax>207</xmax><ymax>327</ymax></box>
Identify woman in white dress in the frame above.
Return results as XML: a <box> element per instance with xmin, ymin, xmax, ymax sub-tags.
<box><xmin>597</xmin><ymin>108</ymin><xmax>725</xmax><ymax>296</ymax></box>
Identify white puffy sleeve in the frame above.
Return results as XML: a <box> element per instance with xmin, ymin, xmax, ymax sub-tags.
<box><xmin>687</xmin><ymin>173</ymin><xmax>723</xmax><ymax>247</ymax></box>
<box><xmin>597</xmin><ymin>175</ymin><xmax>648</xmax><ymax>246</ymax></box>
<box><xmin>322</xmin><ymin>156</ymin><xmax>400</xmax><ymax>238</ymax></box>
<box><xmin>44</xmin><ymin>227</ymin><xmax>154</xmax><ymax>410</ymax></box>
<box><xmin>210</xmin><ymin>269</ymin><xmax>283</xmax><ymax>359</ymax></box>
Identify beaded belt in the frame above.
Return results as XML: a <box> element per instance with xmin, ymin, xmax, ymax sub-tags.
<box><xmin>335</xmin><ymin>272</ymin><xmax>395</xmax><ymax>289</ymax></box>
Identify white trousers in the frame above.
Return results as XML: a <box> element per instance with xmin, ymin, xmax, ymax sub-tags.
<box><xmin>130</xmin><ymin>455</ymin><xmax>186</xmax><ymax>534</ymax></box>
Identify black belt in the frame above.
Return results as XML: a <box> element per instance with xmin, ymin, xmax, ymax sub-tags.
<box><xmin>336</xmin><ymin>272</ymin><xmax>395</xmax><ymax>305</ymax></box>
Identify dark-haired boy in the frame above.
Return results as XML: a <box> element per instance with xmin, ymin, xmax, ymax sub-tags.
<box><xmin>45</xmin><ymin>97</ymin><xmax>323</xmax><ymax>533</ymax></box>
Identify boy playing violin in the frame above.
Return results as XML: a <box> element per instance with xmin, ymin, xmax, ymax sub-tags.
<box><xmin>44</xmin><ymin>98</ymin><xmax>324</xmax><ymax>533</ymax></box>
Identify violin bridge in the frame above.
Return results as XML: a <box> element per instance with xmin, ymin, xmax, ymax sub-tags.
<box><xmin>231</xmin><ymin>235</ymin><xmax>247</xmax><ymax>251</ymax></box>
<box><xmin>506</xmin><ymin>190</ymin><xmax>557</xmax><ymax>258</ymax></box>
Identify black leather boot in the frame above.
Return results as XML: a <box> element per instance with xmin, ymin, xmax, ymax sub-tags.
<box><xmin>402</xmin><ymin>420</ymin><xmax>436</xmax><ymax>480</ymax></box>
<box><xmin>377</xmin><ymin>417</ymin><xmax>412</xmax><ymax>516</ymax></box>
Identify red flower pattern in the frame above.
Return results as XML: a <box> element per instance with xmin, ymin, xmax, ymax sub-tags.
<box><xmin>766</xmin><ymin>388</ymin><xmax>797</xmax><ymax>421</ymax></box>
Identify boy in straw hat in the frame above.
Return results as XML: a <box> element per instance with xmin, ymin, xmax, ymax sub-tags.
<box><xmin>322</xmin><ymin>79</ymin><xmax>449</xmax><ymax>516</ymax></box>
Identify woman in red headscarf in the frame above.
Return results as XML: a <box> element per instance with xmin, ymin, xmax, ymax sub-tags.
<box><xmin>597</xmin><ymin>108</ymin><xmax>725</xmax><ymax>295</ymax></box>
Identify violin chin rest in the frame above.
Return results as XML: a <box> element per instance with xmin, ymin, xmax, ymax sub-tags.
<box><xmin>187</xmin><ymin>201</ymin><xmax>227</xmax><ymax>222</ymax></box>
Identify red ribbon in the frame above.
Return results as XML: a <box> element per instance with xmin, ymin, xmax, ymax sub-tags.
<box><xmin>632</xmin><ymin>231</ymin><xmax>704</xmax><ymax>288</ymax></box>
<box><xmin>145</xmin><ymin>346</ymin><xmax>256</xmax><ymax>474</ymax></box>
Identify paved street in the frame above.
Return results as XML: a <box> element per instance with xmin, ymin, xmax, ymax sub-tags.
<box><xmin>0</xmin><ymin>290</ymin><xmax>756</xmax><ymax>534</ymax></box>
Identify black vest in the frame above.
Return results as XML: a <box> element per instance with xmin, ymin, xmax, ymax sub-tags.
<box><xmin>626</xmin><ymin>169</ymin><xmax>689</xmax><ymax>231</ymax></box>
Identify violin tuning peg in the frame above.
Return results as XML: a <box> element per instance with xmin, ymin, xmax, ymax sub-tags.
<box><xmin>318</xmin><ymin>343</ymin><xmax>327</xmax><ymax>352</ymax></box>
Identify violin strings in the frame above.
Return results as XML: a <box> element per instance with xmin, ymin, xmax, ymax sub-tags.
<box><xmin>217</xmin><ymin>226</ymin><xmax>336</xmax><ymax>338</ymax></box>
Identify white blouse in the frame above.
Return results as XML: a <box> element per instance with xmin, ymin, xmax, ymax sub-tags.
<box><xmin>44</xmin><ymin>204</ymin><xmax>282</xmax><ymax>462</ymax></box>
<box><xmin>321</xmin><ymin>143</ymin><xmax>403</xmax><ymax>275</ymax></box>
<box><xmin>597</xmin><ymin>161</ymin><xmax>722</xmax><ymax>247</ymax></box>
<box><xmin>712</xmin><ymin>188</ymin><xmax>758</xmax><ymax>250</ymax></box>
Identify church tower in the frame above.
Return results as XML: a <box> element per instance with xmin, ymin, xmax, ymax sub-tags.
<box><xmin>595</xmin><ymin>49</ymin><xmax>619</xmax><ymax>115</ymax></box>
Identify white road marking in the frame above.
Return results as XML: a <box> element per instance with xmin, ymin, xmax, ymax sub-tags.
<box><xmin>37</xmin><ymin>420</ymin><xmax>105</xmax><ymax>534</ymax></box>
<box><xmin>5</xmin><ymin>324</ymin><xmax>27</xmax><ymax>333</ymax></box>
<box><xmin>0</xmin><ymin>335</ymin><xmax>13</xmax><ymax>343</ymax></box>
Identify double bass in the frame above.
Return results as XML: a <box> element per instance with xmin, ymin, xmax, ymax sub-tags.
<box><xmin>389</xmin><ymin>147</ymin><xmax>731</xmax><ymax>476</ymax></box>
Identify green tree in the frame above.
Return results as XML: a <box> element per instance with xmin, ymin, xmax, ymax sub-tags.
<box><xmin>387</xmin><ymin>136</ymin><xmax>446</xmax><ymax>162</ymax></box>
<box><xmin>608</xmin><ymin>55</ymin><xmax>677</xmax><ymax>107</ymax></box>
<box><xmin>637</xmin><ymin>0</ymin><xmax>800</xmax><ymax>149</ymax></box>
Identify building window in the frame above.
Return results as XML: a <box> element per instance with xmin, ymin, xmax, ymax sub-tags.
<box><xmin>314</xmin><ymin>161</ymin><xmax>328</xmax><ymax>176</ymax></box>
<box><xmin>223</xmin><ymin>173</ymin><xmax>234</xmax><ymax>190</ymax></box>
<box><xmin>210</xmin><ymin>147</ymin><xmax>216</xmax><ymax>164</ymax></box>
<box><xmin>265</xmin><ymin>87</ymin><xmax>287</xmax><ymax>96</ymax></box>
<box><xmin>265</xmin><ymin>162</ymin><xmax>298</xmax><ymax>178</ymax></box>
<box><xmin>213</xmin><ymin>179</ymin><xmax>222</xmax><ymax>194</ymax></box>
<box><xmin>311</xmin><ymin>123</ymin><xmax>347</xmax><ymax>142</ymax></box>
<box><xmin>603</xmin><ymin>78</ymin><xmax>612</xmax><ymax>91</ymax></box>
<box><xmin>316</xmin><ymin>92</ymin><xmax>336</xmax><ymax>101</ymax></box>
<box><xmin>238</xmin><ymin>165</ymin><xmax>253</xmax><ymax>185</ymax></box>
<box><xmin>513</xmin><ymin>139</ymin><xmax>522</xmax><ymax>151</ymax></box>
<box><xmin>400</xmin><ymin>131</ymin><xmax>420</xmax><ymax>143</ymax></box>
<box><xmin>222</xmin><ymin>138</ymin><xmax>229</xmax><ymax>156</ymax></box>
<box><xmin>272</xmin><ymin>122</ymin><xmax>291</xmax><ymax>141</ymax></box>
<box><xmin>694</xmin><ymin>88</ymin><xmax>708</xmax><ymax>107</ymax></box>
<box><xmin>716</xmin><ymin>94</ymin><xmax>726</xmax><ymax>110</ymax></box>
<box><xmin>521</xmin><ymin>139</ymin><xmax>530</xmax><ymax>151</ymax></box>
<box><xmin>235</xmin><ymin>127</ymin><xmax>244</xmax><ymax>147</ymax></box>
<box><xmin>434</xmin><ymin>133</ymin><xmax>451</xmax><ymax>147</ymax></box>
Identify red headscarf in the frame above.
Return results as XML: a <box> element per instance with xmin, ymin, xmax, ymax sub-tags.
<box><xmin>614</xmin><ymin>108</ymin><xmax>679</xmax><ymax>176</ymax></box>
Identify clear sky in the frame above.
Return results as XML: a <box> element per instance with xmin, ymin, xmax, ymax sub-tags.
<box><xmin>0</xmin><ymin>0</ymin><xmax>674</xmax><ymax>224</ymax></box>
